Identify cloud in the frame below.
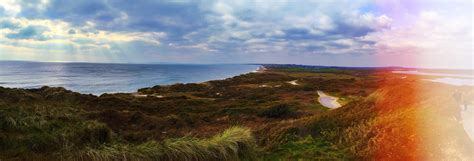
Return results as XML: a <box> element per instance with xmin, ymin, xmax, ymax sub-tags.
<box><xmin>0</xmin><ymin>0</ymin><xmax>21</xmax><ymax>16</ymax></box>
<box><xmin>17</xmin><ymin>0</ymin><xmax>383</xmax><ymax>47</ymax></box>
<box><xmin>6</xmin><ymin>25</ymin><xmax>49</xmax><ymax>40</ymax></box>
<box><xmin>67</xmin><ymin>29</ymin><xmax>76</xmax><ymax>34</ymax></box>
<box><xmin>194</xmin><ymin>0</ymin><xmax>391</xmax><ymax>57</ymax></box>
<box><xmin>19</xmin><ymin>0</ymin><xmax>208</xmax><ymax>39</ymax></box>
<box><xmin>4</xmin><ymin>0</ymin><xmax>383</xmax><ymax>55</ymax></box>
<box><xmin>364</xmin><ymin>9</ymin><xmax>472</xmax><ymax>68</ymax></box>
<box><xmin>42</xmin><ymin>0</ymin><xmax>122</xmax><ymax>24</ymax></box>
<box><xmin>0</xmin><ymin>0</ymin><xmax>471</xmax><ymax>68</ymax></box>
<box><xmin>0</xmin><ymin>16</ymin><xmax>167</xmax><ymax>63</ymax></box>
<box><xmin>0</xmin><ymin>19</ymin><xmax>20</xmax><ymax>29</ymax></box>
<box><xmin>0</xmin><ymin>6</ymin><xmax>5</xmax><ymax>16</ymax></box>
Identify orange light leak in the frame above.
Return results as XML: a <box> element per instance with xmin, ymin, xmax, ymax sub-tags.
<box><xmin>369</xmin><ymin>69</ymin><xmax>474</xmax><ymax>160</ymax></box>
<box><xmin>370</xmin><ymin>0</ymin><xmax>474</xmax><ymax>159</ymax></box>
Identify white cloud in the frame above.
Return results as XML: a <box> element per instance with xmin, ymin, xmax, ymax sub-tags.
<box><xmin>0</xmin><ymin>0</ymin><xmax>471</xmax><ymax>68</ymax></box>
<box><xmin>364</xmin><ymin>10</ymin><xmax>472</xmax><ymax>68</ymax></box>
<box><xmin>0</xmin><ymin>0</ymin><xmax>21</xmax><ymax>16</ymax></box>
<box><xmin>0</xmin><ymin>17</ymin><xmax>166</xmax><ymax>62</ymax></box>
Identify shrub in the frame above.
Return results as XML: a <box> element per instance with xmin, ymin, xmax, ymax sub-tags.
<box><xmin>258</xmin><ymin>104</ymin><xmax>296</xmax><ymax>118</ymax></box>
<box><xmin>78</xmin><ymin>121</ymin><xmax>114</xmax><ymax>145</ymax></box>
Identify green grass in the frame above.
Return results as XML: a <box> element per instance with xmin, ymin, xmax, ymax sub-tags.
<box><xmin>2</xmin><ymin>66</ymin><xmax>471</xmax><ymax>160</ymax></box>
<box><xmin>263</xmin><ymin>135</ymin><xmax>348</xmax><ymax>160</ymax></box>
<box><xmin>0</xmin><ymin>105</ymin><xmax>114</xmax><ymax>159</ymax></box>
<box><xmin>0</xmin><ymin>103</ymin><xmax>257</xmax><ymax>161</ymax></box>
<box><xmin>66</xmin><ymin>127</ymin><xmax>256</xmax><ymax>161</ymax></box>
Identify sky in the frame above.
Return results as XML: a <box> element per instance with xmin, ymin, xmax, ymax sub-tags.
<box><xmin>0</xmin><ymin>0</ymin><xmax>472</xmax><ymax>69</ymax></box>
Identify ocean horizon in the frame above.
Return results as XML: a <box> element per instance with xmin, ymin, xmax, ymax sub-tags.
<box><xmin>0</xmin><ymin>61</ymin><xmax>259</xmax><ymax>95</ymax></box>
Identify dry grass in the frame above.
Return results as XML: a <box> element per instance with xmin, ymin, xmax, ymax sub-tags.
<box><xmin>66</xmin><ymin>127</ymin><xmax>257</xmax><ymax>161</ymax></box>
<box><xmin>2</xmin><ymin>67</ymin><xmax>473</xmax><ymax>160</ymax></box>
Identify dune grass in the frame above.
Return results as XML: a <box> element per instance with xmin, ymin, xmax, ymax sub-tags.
<box><xmin>0</xmin><ymin>103</ymin><xmax>256</xmax><ymax>161</ymax></box>
<box><xmin>254</xmin><ymin>80</ymin><xmax>473</xmax><ymax>160</ymax></box>
<box><xmin>2</xmin><ymin>66</ymin><xmax>473</xmax><ymax>160</ymax></box>
<box><xmin>66</xmin><ymin>127</ymin><xmax>256</xmax><ymax>161</ymax></box>
<box><xmin>263</xmin><ymin>135</ymin><xmax>348</xmax><ymax>160</ymax></box>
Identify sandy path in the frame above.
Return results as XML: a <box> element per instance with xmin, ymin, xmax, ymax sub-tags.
<box><xmin>461</xmin><ymin>105</ymin><xmax>474</xmax><ymax>141</ymax></box>
<box><xmin>317</xmin><ymin>91</ymin><xmax>342</xmax><ymax>109</ymax></box>
<box><xmin>287</xmin><ymin>80</ymin><xmax>299</xmax><ymax>85</ymax></box>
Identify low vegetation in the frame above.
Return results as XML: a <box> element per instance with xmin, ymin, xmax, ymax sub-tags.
<box><xmin>65</xmin><ymin>127</ymin><xmax>255</xmax><ymax>161</ymax></box>
<box><xmin>1</xmin><ymin>65</ymin><xmax>473</xmax><ymax>160</ymax></box>
<box><xmin>0</xmin><ymin>102</ymin><xmax>255</xmax><ymax>160</ymax></box>
<box><xmin>258</xmin><ymin>104</ymin><xmax>296</xmax><ymax>118</ymax></box>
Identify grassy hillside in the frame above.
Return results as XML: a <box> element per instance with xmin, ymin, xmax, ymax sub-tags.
<box><xmin>0</xmin><ymin>90</ymin><xmax>256</xmax><ymax>160</ymax></box>
<box><xmin>1</xmin><ymin>66</ymin><xmax>472</xmax><ymax>160</ymax></box>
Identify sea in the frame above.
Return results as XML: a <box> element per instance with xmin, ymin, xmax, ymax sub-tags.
<box><xmin>392</xmin><ymin>70</ymin><xmax>474</xmax><ymax>86</ymax></box>
<box><xmin>0</xmin><ymin>61</ymin><xmax>259</xmax><ymax>95</ymax></box>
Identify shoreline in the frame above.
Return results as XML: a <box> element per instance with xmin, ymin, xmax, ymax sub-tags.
<box><xmin>393</xmin><ymin>70</ymin><xmax>474</xmax><ymax>87</ymax></box>
<box><xmin>460</xmin><ymin>105</ymin><xmax>474</xmax><ymax>142</ymax></box>
<box><xmin>2</xmin><ymin>65</ymin><xmax>473</xmax><ymax>160</ymax></box>
<box><xmin>0</xmin><ymin>63</ymin><xmax>262</xmax><ymax>96</ymax></box>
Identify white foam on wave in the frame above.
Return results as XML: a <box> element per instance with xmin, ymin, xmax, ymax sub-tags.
<box><xmin>393</xmin><ymin>70</ymin><xmax>474</xmax><ymax>86</ymax></box>
<box><xmin>392</xmin><ymin>70</ymin><xmax>474</xmax><ymax>78</ymax></box>
<box><xmin>429</xmin><ymin>77</ymin><xmax>474</xmax><ymax>86</ymax></box>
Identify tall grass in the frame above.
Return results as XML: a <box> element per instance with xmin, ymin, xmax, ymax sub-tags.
<box><xmin>67</xmin><ymin>127</ymin><xmax>256</xmax><ymax>161</ymax></box>
<box><xmin>0</xmin><ymin>104</ymin><xmax>114</xmax><ymax>159</ymax></box>
<box><xmin>263</xmin><ymin>135</ymin><xmax>348</xmax><ymax>160</ymax></box>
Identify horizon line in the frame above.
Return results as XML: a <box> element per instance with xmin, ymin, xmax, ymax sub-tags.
<box><xmin>0</xmin><ymin>60</ymin><xmax>473</xmax><ymax>71</ymax></box>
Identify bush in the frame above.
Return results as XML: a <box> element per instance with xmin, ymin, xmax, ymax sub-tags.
<box><xmin>258</xmin><ymin>104</ymin><xmax>296</xmax><ymax>118</ymax></box>
<box><xmin>78</xmin><ymin>121</ymin><xmax>113</xmax><ymax>145</ymax></box>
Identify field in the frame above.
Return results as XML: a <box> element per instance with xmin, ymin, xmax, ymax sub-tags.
<box><xmin>1</xmin><ymin>65</ymin><xmax>473</xmax><ymax>160</ymax></box>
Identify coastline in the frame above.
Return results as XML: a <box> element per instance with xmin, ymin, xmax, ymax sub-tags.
<box><xmin>0</xmin><ymin>62</ymin><xmax>261</xmax><ymax>96</ymax></box>
<box><xmin>461</xmin><ymin>106</ymin><xmax>474</xmax><ymax>141</ymax></box>
<box><xmin>1</xmin><ymin>65</ymin><xmax>473</xmax><ymax>160</ymax></box>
